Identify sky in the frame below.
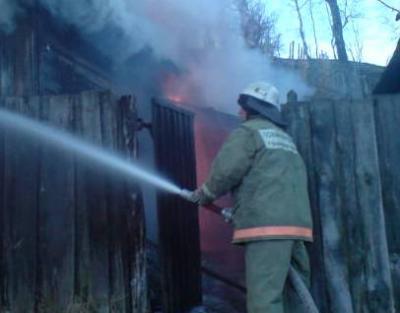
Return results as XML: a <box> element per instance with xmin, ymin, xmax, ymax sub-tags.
<box><xmin>262</xmin><ymin>0</ymin><xmax>399</xmax><ymax>66</ymax></box>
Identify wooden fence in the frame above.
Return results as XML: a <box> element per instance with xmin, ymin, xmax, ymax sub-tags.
<box><xmin>374</xmin><ymin>95</ymin><xmax>400</xmax><ymax>312</ymax></box>
<box><xmin>284</xmin><ymin>95</ymin><xmax>400</xmax><ymax>313</ymax></box>
<box><xmin>0</xmin><ymin>92</ymin><xmax>146</xmax><ymax>313</ymax></box>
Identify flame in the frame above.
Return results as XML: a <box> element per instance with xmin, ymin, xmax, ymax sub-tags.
<box><xmin>162</xmin><ymin>73</ymin><xmax>191</xmax><ymax>105</ymax></box>
<box><xmin>162</xmin><ymin>69</ymin><xmax>206</xmax><ymax>110</ymax></box>
<box><xmin>167</xmin><ymin>94</ymin><xmax>185</xmax><ymax>103</ymax></box>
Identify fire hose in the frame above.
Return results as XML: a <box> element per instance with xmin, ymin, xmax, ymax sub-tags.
<box><xmin>203</xmin><ymin>205</ymin><xmax>319</xmax><ymax>313</ymax></box>
<box><xmin>0</xmin><ymin>109</ymin><xmax>315</xmax><ymax>312</ymax></box>
<box><xmin>179</xmin><ymin>190</ymin><xmax>320</xmax><ymax>313</ymax></box>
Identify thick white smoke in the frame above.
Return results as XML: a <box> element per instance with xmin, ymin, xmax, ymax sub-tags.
<box><xmin>1</xmin><ymin>0</ymin><xmax>314</xmax><ymax>114</ymax></box>
<box><xmin>0</xmin><ymin>0</ymin><xmax>24</xmax><ymax>33</ymax></box>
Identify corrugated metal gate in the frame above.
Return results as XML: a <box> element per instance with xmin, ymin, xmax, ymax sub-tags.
<box><xmin>152</xmin><ymin>99</ymin><xmax>202</xmax><ymax>313</ymax></box>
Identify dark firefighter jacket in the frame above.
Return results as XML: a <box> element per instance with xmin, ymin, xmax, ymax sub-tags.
<box><xmin>201</xmin><ymin>116</ymin><xmax>313</xmax><ymax>244</ymax></box>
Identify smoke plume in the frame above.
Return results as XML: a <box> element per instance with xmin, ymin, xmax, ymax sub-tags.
<box><xmin>0</xmin><ymin>0</ymin><xmax>24</xmax><ymax>34</ymax></box>
<box><xmin>2</xmin><ymin>0</ymin><xmax>314</xmax><ymax>114</ymax></box>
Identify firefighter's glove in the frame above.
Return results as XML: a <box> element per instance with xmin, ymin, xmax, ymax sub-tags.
<box><xmin>188</xmin><ymin>187</ymin><xmax>213</xmax><ymax>206</ymax></box>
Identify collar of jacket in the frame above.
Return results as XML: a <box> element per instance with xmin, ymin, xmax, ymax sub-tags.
<box><xmin>247</xmin><ymin>113</ymin><xmax>287</xmax><ymax>129</ymax></box>
<box><xmin>244</xmin><ymin>97</ymin><xmax>288</xmax><ymax>128</ymax></box>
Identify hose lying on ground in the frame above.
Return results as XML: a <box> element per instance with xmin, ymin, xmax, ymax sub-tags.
<box><xmin>288</xmin><ymin>266</ymin><xmax>320</xmax><ymax>313</ymax></box>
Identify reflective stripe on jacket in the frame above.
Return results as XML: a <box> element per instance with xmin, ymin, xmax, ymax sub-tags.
<box><xmin>202</xmin><ymin>116</ymin><xmax>313</xmax><ymax>243</ymax></box>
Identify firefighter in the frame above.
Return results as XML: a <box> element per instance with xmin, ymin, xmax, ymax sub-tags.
<box><xmin>191</xmin><ymin>82</ymin><xmax>313</xmax><ymax>313</ymax></box>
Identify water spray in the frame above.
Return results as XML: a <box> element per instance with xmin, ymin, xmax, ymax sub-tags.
<box><xmin>0</xmin><ymin>108</ymin><xmax>191</xmax><ymax>198</ymax></box>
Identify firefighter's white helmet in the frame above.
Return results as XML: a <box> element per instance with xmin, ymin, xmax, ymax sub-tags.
<box><xmin>240</xmin><ymin>81</ymin><xmax>281</xmax><ymax>111</ymax></box>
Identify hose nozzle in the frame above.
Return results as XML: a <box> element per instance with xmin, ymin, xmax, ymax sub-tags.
<box><xmin>179</xmin><ymin>189</ymin><xmax>196</xmax><ymax>202</ymax></box>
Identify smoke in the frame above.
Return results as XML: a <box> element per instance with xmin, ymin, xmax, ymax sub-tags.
<box><xmin>3</xmin><ymin>0</ymin><xmax>314</xmax><ymax>114</ymax></box>
<box><xmin>0</xmin><ymin>0</ymin><xmax>24</xmax><ymax>34</ymax></box>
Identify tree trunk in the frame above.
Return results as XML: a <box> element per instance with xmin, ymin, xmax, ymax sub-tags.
<box><xmin>294</xmin><ymin>0</ymin><xmax>310</xmax><ymax>59</ymax></box>
<box><xmin>308</xmin><ymin>0</ymin><xmax>319</xmax><ymax>58</ymax></box>
<box><xmin>325</xmin><ymin>0</ymin><xmax>348</xmax><ymax>61</ymax></box>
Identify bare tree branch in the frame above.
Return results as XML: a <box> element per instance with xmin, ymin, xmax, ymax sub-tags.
<box><xmin>324</xmin><ymin>1</ymin><xmax>337</xmax><ymax>59</ymax></box>
<box><xmin>377</xmin><ymin>0</ymin><xmax>400</xmax><ymax>13</ymax></box>
<box><xmin>293</xmin><ymin>0</ymin><xmax>311</xmax><ymax>59</ymax></box>
<box><xmin>325</xmin><ymin>0</ymin><xmax>349</xmax><ymax>61</ymax></box>
<box><xmin>351</xmin><ymin>19</ymin><xmax>363</xmax><ymax>62</ymax></box>
<box><xmin>308</xmin><ymin>0</ymin><xmax>319</xmax><ymax>58</ymax></box>
<box><xmin>237</xmin><ymin>0</ymin><xmax>282</xmax><ymax>56</ymax></box>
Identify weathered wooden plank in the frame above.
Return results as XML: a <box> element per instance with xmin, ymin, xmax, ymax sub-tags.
<box><xmin>1</xmin><ymin>98</ymin><xmax>16</xmax><ymax>313</ymax></box>
<box><xmin>333</xmin><ymin>99</ymin><xmax>367</xmax><ymax>313</ymax></box>
<box><xmin>1</xmin><ymin>97</ymin><xmax>40</xmax><ymax>313</ymax></box>
<box><xmin>372</xmin><ymin>94</ymin><xmax>400</xmax><ymax>312</ymax></box>
<box><xmin>0</xmin><ymin>93</ymin><xmax>146</xmax><ymax>313</ymax></box>
<box><xmin>373</xmin><ymin>95</ymin><xmax>400</xmax><ymax>254</ymax></box>
<box><xmin>127</xmin><ymin>191</ymin><xmax>147</xmax><ymax>313</ymax></box>
<box><xmin>70</xmin><ymin>93</ymin><xmax>91</xmax><ymax>308</ymax></box>
<box><xmin>0</xmin><ymin>39</ymin><xmax>13</xmax><ymax>96</ymax></box>
<box><xmin>38</xmin><ymin>95</ymin><xmax>75</xmax><ymax>311</ymax></box>
<box><xmin>350</xmin><ymin>99</ymin><xmax>395</xmax><ymax>313</ymax></box>
<box><xmin>284</xmin><ymin>102</ymin><xmax>329</xmax><ymax>312</ymax></box>
<box><xmin>388</xmin><ymin>94</ymin><xmax>400</xmax><ymax>313</ymax></box>
<box><xmin>119</xmin><ymin>96</ymin><xmax>147</xmax><ymax>313</ymax></box>
<box><xmin>100</xmin><ymin>92</ymin><xmax>128</xmax><ymax>312</ymax></box>
<box><xmin>79</xmin><ymin>91</ymin><xmax>110</xmax><ymax>312</ymax></box>
<box><xmin>0</xmin><ymin>99</ymin><xmax>6</xmax><ymax>309</ymax></box>
<box><xmin>309</xmin><ymin>100</ymin><xmax>354</xmax><ymax>313</ymax></box>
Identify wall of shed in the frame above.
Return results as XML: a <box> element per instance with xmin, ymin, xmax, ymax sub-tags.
<box><xmin>0</xmin><ymin>92</ymin><xmax>147</xmax><ymax>313</ymax></box>
<box><xmin>0</xmin><ymin>7</ymin><xmax>111</xmax><ymax>98</ymax></box>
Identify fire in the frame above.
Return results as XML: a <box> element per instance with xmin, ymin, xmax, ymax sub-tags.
<box><xmin>162</xmin><ymin>72</ymin><xmax>202</xmax><ymax>107</ymax></box>
<box><xmin>167</xmin><ymin>94</ymin><xmax>185</xmax><ymax>103</ymax></box>
<box><xmin>162</xmin><ymin>73</ymin><xmax>189</xmax><ymax>105</ymax></box>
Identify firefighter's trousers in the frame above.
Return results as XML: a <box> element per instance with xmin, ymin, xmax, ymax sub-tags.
<box><xmin>245</xmin><ymin>240</ymin><xmax>310</xmax><ymax>313</ymax></box>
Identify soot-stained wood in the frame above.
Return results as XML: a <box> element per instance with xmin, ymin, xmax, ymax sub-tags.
<box><xmin>0</xmin><ymin>6</ymin><xmax>110</xmax><ymax>99</ymax></box>
<box><xmin>351</xmin><ymin>99</ymin><xmax>394</xmax><ymax>313</ymax></box>
<box><xmin>284</xmin><ymin>96</ymin><xmax>397</xmax><ymax>313</ymax></box>
<box><xmin>39</xmin><ymin>95</ymin><xmax>76</xmax><ymax>311</ymax></box>
<box><xmin>0</xmin><ymin>92</ymin><xmax>146</xmax><ymax>313</ymax></box>
<box><xmin>1</xmin><ymin>97</ymin><xmax>41</xmax><ymax>312</ymax></box>
<box><xmin>310</xmin><ymin>100</ymin><xmax>355</xmax><ymax>313</ymax></box>
<box><xmin>373</xmin><ymin>94</ymin><xmax>400</xmax><ymax>312</ymax></box>
<box><xmin>80</xmin><ymin>91</ymin><xmax>111</xmax><ymax>313</ymax></box>
<box><xmin>333</xmin><ymin>99</ymin><xmax>366</xmax><ymax>313</ymax></box>
<box><xmin>283</xmin><ymin>103</ymin><xmax>329</xmax><ymax>313</ymax></box>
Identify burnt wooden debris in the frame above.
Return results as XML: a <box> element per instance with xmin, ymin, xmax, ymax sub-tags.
<box><xmin>284</xmin><ymin>96</ymin><xmax>398</xmax><ymax>313</ymax></box>
<box><xmin>0</xmin><ymin>92</ymin><xmax>147</xmax><ymax>313</ymax></box>
<box><xmin>152</xmin><ymin>99</ymin><xmax>202</xmax><ymax>313</ymax></box>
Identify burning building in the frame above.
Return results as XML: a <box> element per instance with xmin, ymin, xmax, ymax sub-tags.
<box><xmin>0</xmin><ymin>2</ymin><xmax>201</xmax><ymax>313</ymax></box>
<box><xmin>1</xmin><ymin>1</ymin><xmax>400</xmax><ymax>313</ymax></box>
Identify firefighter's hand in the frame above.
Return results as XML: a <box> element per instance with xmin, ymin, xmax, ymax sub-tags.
<box><xmin>186</xmin><ymin>188</ymin><xmax>213</xmax><ymax>206</ymax></box>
